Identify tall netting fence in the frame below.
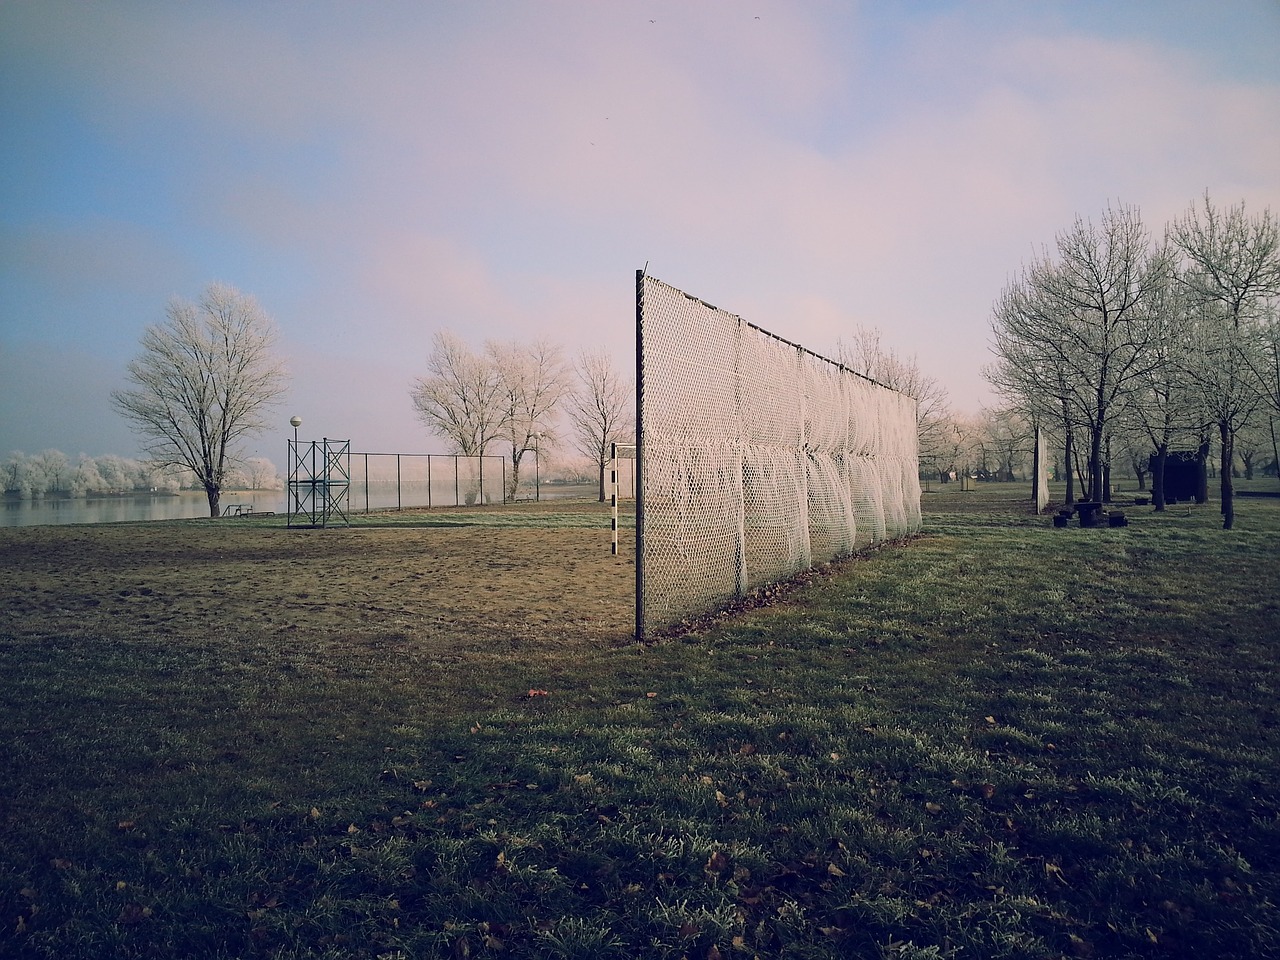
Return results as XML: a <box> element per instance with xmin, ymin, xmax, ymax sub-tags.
<box><xmin>636</xmin><ymin>273</ymin><xmax>922</xmax><ymax>639</ymax></box>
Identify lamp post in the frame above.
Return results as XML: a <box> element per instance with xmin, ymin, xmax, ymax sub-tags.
<box><xmin>534</xmin><ymin>432</ymin><xmax>543</xmax><ymax>501</ymax></box>
<box><xmin>290</xmin><ymin>415</ymin><xmax>302</xmax><ymax>446</ymax></box>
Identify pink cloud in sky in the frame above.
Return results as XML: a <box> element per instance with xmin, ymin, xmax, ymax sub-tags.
<box><xmin>2</xmin><ymin>1</ymin><xmax>1277</xmax><ymax>461</ymax></box>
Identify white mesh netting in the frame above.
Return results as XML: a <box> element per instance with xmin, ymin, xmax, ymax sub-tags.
<box><xmin>637</xmin><ymin>274</ymin><xmax>922</xmax><ymax>637</ymax></box>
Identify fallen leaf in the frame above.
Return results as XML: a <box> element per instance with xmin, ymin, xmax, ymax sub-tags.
<box><xmin>116</xmin><ymin>902</ymin><xmax>151</xmax><ymax>925</ymax></box>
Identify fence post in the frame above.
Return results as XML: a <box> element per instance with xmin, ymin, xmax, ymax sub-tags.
<box><xmin>635</xmin><ymin>267</ymin><xmax>646</xmax><ymax>643</ymax></box>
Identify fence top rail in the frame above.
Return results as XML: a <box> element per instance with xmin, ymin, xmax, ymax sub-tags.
<box><xmin>348</xmin><ymin>452</ymin><xmax>506</xmax><ymax>459</ymax></box>
<box><xmin>643</xmin><ymin>272</ymin><xmax>902</xmax><ymax>396</ymax></box>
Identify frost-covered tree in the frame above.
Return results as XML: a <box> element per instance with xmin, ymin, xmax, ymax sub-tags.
<box><xmin>1171</xmin><ymin>195</ymin><xmax>1280</xmax><ymax>527</ymax></box>
<box><xmin>564</xmin><ymin>348</ymin><xmax>635</xmax><ymax>501</ymax></box>
<box><xmin>412</xmin><ymin>333</ymin><xmax>570</xmax><ymax>500</ymax></box>
<box><xmin>837</xmin><ymin>325</ymin><xmax>950</xmax><ymax>478</ymax></box>
<box><xmin>112</xmin><ymin>283</ymin><xmax>289</xmax><ymax>517</ymax></box>
<box><xmin>490</xmin><ymin>338</ymin><xmax>569</xmax><ymax>500</ymax></box>
<box><xmin>989</xmin><ymin>203</ymin><xmax>1172</xmax><ymax>503</ymax></box>
<box><xmin>411</xmin><ymin>331</ymin><xmax>506</xmax><ymax>458</ymax></box>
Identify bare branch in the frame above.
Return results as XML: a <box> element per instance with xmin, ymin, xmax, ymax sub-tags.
<box><xmin>111</xmin><ymin>283</ymin><xmax>289</xmax><ymax>517</ymax></box>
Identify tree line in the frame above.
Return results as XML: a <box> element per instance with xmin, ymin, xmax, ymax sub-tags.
<box><xmin>1</xmin><ymin>449</ymin><xmax>282</xmax><ymax>500</ymax></box>
<box><xmin>410</xmin><ymin>332</ymin><xmax>633</xmax><ymax>503</ymax></box>
<box><xmin>105</xmin><ymin>283</ymin><xmax>636</xmax><ymax>516</ymax></box>
<box><xmin>103</xmin><ymin>280</ymin><xmax>963</xmax><ymax>517</ymax></box>
<box><xmin>986</xmin><ymin>195</ymin><xmax>1279</xmax><ymax>528</ymax></box>
<box><xmin>120</xmin><ymin>263</ymin><xmax>1198</xmax><ymax>522</ymax></box>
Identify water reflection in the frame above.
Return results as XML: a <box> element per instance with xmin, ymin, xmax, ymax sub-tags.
<box><xmin>1</xmin><ymin>483</ymin><xmax>603</xmax><ymax>527</ymax></box>
<box><xmin>0</xmin><ymin>492</ymin><xmax>286</xmax><ymax>528</ymax></box>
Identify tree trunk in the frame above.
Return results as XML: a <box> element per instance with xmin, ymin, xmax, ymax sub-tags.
<box><xmin>1220</xmin><ymin>422</ymin><xmax>1235</xmax><ymax>530</ymax></box>
<box><xmin>1131</xmin><ymin>454</ymin><xmax>1147</xmax><ymax>491</ymax></box>
<box><xmin>1063</xmin><ymin>427</ymin><xmax>1075</xmax><ymax>506</ymax></box>
<box><xmin>1196</xmin><ymin>437</ymin><xmax>1211</xmax><ymax>504</ymax></box>
<box><xmin>1152</xmin><ymin>445</ymin><xmax>1168</xmax><ymax>512</ymax></box>
<box><xmin>1271</xmin><ymin>418</ymin><xmax>1280</xmax><ymax>487</ymax></box>
<box><xmin>508</xmin><ymin>450</ymin><xmax>523</xmax><ymax>501</ymax></box>
<box><xmin>597</xmin><ymin>462</ymin><xmax>607</xmax><ymax>503</ymax></box>
<box><xmin>205</xmin><ymin>483</ymin><xmax>221</xmax><ymax>518</ymax></box>
<box><xmin>1030</xmin><ymin>427</ymin><xmax>1041</xmax><ymax>502</ymax></box>
<box><xmin>1088</xmin><ymin>424</ymin><xmax>1104</xmax><ymax>504</ymax></box>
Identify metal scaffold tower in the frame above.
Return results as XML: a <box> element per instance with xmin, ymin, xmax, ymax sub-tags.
<box><xmin>287</xmin><ymin>438</ymin><xmax>351</xmax><ymax>528</ymax></box>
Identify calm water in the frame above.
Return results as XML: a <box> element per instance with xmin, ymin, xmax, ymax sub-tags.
<box><xmin>1</xmin><ymin>483</ymin><xmax>604</xmax><ymax>527</ymax></box>
<box><xmin>0</xmin><ymin>492</ymin><xmax>287</xmax><ymax>528</ymax></box>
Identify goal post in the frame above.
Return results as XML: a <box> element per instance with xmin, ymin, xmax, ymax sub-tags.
<box><xmin>609</xmin><ymin>442</ymin><xmax>636</xmax><ymax>556</ymax></box>
<box><xmin>635</xmin><ymin>271</ymin><xmax>921</xmax><ymax>640</ymax></box>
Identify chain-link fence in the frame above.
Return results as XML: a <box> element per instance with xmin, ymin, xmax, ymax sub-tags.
<box><xmin>636</xmin><ymin>272</ymin><xmax>922</xmax><ymax>638</ymax></box>
<box><xmin>347</xmin><ymin>453</ymin><xmax>507</xmax><ymax>511</ymax></box>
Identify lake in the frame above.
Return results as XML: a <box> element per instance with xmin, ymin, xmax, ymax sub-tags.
<box><xmin>1</xmin><ymin>482</ymin><xmax>605</xmax><ymax>527</ymax></box>
<box><xmin>0</xmin><ymin>491</ymin><xmax>288</xmax><ymax>528</ymax></box>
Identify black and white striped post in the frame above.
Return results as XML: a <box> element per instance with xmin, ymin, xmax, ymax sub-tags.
<box><xmin>610</xmin><ymin>441</ymin><xmax>619</xmax><ymax>556</ymax></box>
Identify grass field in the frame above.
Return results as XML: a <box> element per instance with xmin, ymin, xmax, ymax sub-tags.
<box><xmin>1</xmin><ymin>483</ymin><xmax>1278</xmax><ymax>958</ymax></box>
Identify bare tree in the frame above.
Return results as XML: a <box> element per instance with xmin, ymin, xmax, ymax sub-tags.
<box><xmin>1114</xmin><ymin>276</ymin><xmax>1201</xmax><ymax>510</ymax></box>
<box><xmin>411</xmin><ymin>331</ymin><xmax>506</xmax><ymax>458</ymax></box>
<box><xmin>980</xmin><ymin>407</ymin><xmax>1032</xmax><ymax>481</ymax></box>
<box><xmin>70</xmin><ymin>456</ymin><xmax>105</xmax><ymax>498</ymax></box>
<box><xmin>565</xmin><ymin>348</ymin><xmax>635</xmax><ymax>501</ymax></box>
<box><xmin>1235</xmin><ymin>415</ymin><xmax>1271</xmax><ymax>480</ymax></box>
<box><xmin>988</xmin><ymin>273</ymin><xmax>1086</xmax><ymax>504</ymax></box>
<box><xmin>1263</xmin><ymin>310</ymin><xmax>1280</xmax><ymax>481</ymax></box>
<box><xmin>234</xmin><ymin>457</ymin><xmax>282</xmax><ymax>490</ymax></box>
<box><xmin>112</xmin><ymin>283</ymin><xmax>289</xmax><ymax>518</ymax></box>
<box><xmin>989</xmin><ymin>204</ymin><xmax>1172</xmax><ymax>503</ymax></box>
<box><xmin>2</xmin><ymin>451</ymin><xmax>36</xmax><ymax>499</ymax></box>
<box><xmin>33</xmin><ymin>449</ymin><xmax>70</xmax><ymax>494</ymax></box>
<box><xmin>412</xmin><ymin>334</ymin><xmax>570</xmax><ymax>500</ymax></box>
<box><xmin>1171</xmin><ymin>194</ymin><xmax>1280</xmax><ymax>527</ymax></box>
<box><xmin>836</xmin><ymin>324</ymin><xmax>950</xmax><ymax>477</ymax></box>
<box><xmin>490</xmin><ymin>338</ymin><xmax>569</xmax><ymax>500</ymax></box>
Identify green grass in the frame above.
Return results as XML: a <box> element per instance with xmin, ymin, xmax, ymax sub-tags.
<box><xmin>3</xmin><ymin>484</ymin><xmax>1279</xmax><ymax>958</ymax></box>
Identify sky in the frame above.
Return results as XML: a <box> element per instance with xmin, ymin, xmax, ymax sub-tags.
<box><xmin>2</xmin><ymin>0</ymin><xmax>1278</xmax><ymax>466</ymax></box>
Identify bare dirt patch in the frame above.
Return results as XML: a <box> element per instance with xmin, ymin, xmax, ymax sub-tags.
<box><xmin>0</xmin><ymin>512</ymin><xmax>637</xmax><ymax>658</ymax></box>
